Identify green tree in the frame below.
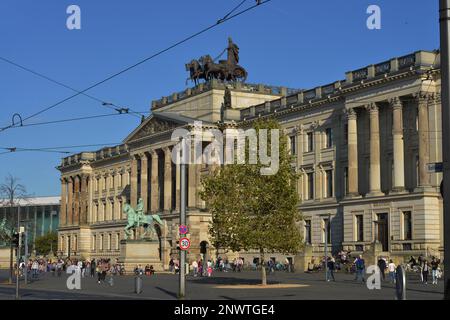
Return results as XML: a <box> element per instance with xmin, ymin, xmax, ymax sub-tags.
<box><xmin>201</xmin><ymin>118</ymin><xmax>303</xmax><ymax>285</ymax></box>
<box><xmin>34</xmin><ymin>231</ymin><xmax>58</xmax><ymax>256</ymax></box>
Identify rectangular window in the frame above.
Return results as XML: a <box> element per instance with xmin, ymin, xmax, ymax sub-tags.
<box><xmin>325</xmin><ymin>170</ymin><xmax>333</xmax><ymax>198</ymax></box>
<box><xmin>304</xmin><ymin>220</ymin><xmax>311</xmax><ymax>244</ymax></box>
<box><xmin>344</xmin><ymin>167</ymin><xmax>349</xmax><ymax>195</ymax></box>
<box><xmin>108</xmin><ymin>234</ymin><xmax>112</xmax><ymax>250</ymax></box>
<box><xmin>344</xmin><ymin>124</ymin><xmax>348</xmax><ymax>144</ymax></box>
<box><xmin>403</xmin><ymin>211</ymin><xmax>412</xmax><ymax>240</ymax></box>
<box><xmin>92</xmin><ymin>235</ymin><xmax>96</xmax><ymax>250</ymax></box>
<box><xmin>116</xmin><ymin>233</ymin><xmax>120</xmax><ymax>250</ymax></box>
<box><xmin>325</xmin><ymin>128</ymin><xmax>333</xmax><ymax>148</ymax></box>
<box><xmin>307</xmin><ymin>132</ymin><xmax>314</xmax><ymax>152</ymax></box>
<box><xmin>356</xmin><ymin>215</ymin><xmax>364</xmax><ymax>242</ymax></box>
<box><xmin>307</xmin><ymin>172</ymin><xmax>314</xmax><ymax>200</ymax></box>
<box><xmin>290</xmin><ymin>135</ymin><xmax>297</xmax><ymax>155</ymax></box>
<box><xmin>99</xmin><ymin>234</ymin><xmax>103</xmax><ymax>250</ymax></box>
<box><xmin>103</xmin><ymin>177</ymin><xmax>107</xmax><ymax>190</ymax></box>
<box><xmin>323</xmin><ymin>218</ymin><xmax>331</xmax><ymax>244</ymax></box>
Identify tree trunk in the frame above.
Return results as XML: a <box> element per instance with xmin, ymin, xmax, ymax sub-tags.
<box><xmin>260</xmin><ymin>248</ymin><xmax>267</xmax><ymax>286</ymax></box>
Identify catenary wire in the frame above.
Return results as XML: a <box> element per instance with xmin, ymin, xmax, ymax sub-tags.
<box><xmin>0</xmin><ymin>0</ymin><xmax>272</xmax><ymax>133</ymax></box>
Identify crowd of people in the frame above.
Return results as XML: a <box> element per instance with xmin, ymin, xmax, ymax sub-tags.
<box><xmin>306</xmin><ymin>251</ymin><xmax>443</xmax><ymax>285</ymax></box>
<box><xmin>15</xmin><ymin>257</ymin><xmax>127</xmax><ymax>284</ymax></box>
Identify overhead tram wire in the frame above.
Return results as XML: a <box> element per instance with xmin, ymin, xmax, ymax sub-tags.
<box><xmin>0</xmin><ymin>56</ymin><xmax>143</xmax><ymax>120</ymax></box>
<box><xmin>0</xmin><ymin>0</ymin><xmax>272</xmax><ymax>133</ymax></box>
<box><xmin>2</xmin><ymin>112</ymin><xmax>150</xmax><ymax>130</ymax></box>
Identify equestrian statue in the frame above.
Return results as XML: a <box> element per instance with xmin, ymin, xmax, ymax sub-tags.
<box><xmin>186</xmin><ymin>37</ymin><xmax>248</xmax><ymax>84</ymax></box>
<box><xmin>123</xmin><ymin>198</ymin><xmax>163</xmax><ymax>240</ymax></box>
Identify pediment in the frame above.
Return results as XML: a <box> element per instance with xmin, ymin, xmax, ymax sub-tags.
<box><xmin>124</xmin><ymin>112</ymin><xmax>192</xmax><ymax>143</ymax></box>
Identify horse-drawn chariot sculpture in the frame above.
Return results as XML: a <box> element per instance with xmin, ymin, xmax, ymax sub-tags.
<box><xmin>186</xmin><ymin>37</ymin><xmax>248</xmax><ymax>84</ymax></box>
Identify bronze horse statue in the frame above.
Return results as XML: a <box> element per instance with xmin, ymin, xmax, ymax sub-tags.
<box><xmin>185</xmin><ymin>59</ymin><xmax>205</xmax><ymax>85</ymax></box>
<box><xmin>185</xmin><ymin>38</ymin><xmax>248</xmax><ymax>84</ymax></box>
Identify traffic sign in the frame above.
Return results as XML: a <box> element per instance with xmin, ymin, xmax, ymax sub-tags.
<box><xmin>179</xmin><ymin>225</ymin><xmax>188</xmax><ymax>235</ymax></box>
<box><xmin>428</xmin><ymin>162</ymin><xmax>443</xmax><ymax>173</ymax></box>
<box><xmin>179</xmin><ymin>237</ymin><xmax>191</xmax><ymax>250</ymax></box>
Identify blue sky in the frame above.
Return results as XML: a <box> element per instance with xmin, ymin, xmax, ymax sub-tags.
<box><xmin>0</xmin><ymin>0</ymin><xmax>440</xmax><ymax>196</ymax></box>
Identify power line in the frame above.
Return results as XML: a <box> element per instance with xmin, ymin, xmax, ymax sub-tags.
<box><xmin>0</xmin><ymin>0</ymin><xmax>272</xmax><ymax>133</ymax></box>
<box><xmin>1</xmin><ymin>112</ymin><xmax>149</xmax><ymax>130</ymax></box>
<box><xmin>0</xmin><ymin>56</ymin><xmax>143</xmax><ymax>119</ymax></box>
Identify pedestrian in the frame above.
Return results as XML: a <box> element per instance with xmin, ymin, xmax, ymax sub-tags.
<box><xmin>327</xmin><ymin>257</ymin><xmax>336</xmax><ymax>282</ymax></box>
<box><xmin>31</xmin><ymin>260</ymin><xmax>39</xmax><ymax>279</ymax></box>
<box><xmin>422</xmin><ymin>259</ymin><xmax>430</xmax><ymax>284</ymax></box>
<box><xmin>377</xmin><ymin>257</ymin><xmax>386</xmax><ymax>281</ymax></box>
<box><xmin>388</xmin><ymin>259</ymin><xmax>396</xmax><ymax>284</ymax></box>
<box><xmin>192</xmin><ymin>260</ymin><xmax>198</xmax><ymax>277</ymax></box>
<box><xmin>355</xmin><ymin>255</ymin><xmax>365</xmax><ymax>283</ymax></box>
<box><xmin>96</xmin><ymin>263</ymin><xmax>102</xmax><ymax>284</ymax></box>
<box><xmin>431</xmin><ymin>257</ymin><xmax>440</xmax><ymax>285</ymax></box>
<box><xmin>207</xmin><ymin>265</ymin><xmax>213</xmax><ymax>277</ymax></box>
<box><xmin>91</xmin><ymin>259</ymin><xmax>96</xmax><ymax>277</ymax></box>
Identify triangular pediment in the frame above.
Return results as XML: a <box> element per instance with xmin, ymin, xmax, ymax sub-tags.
<box><xmin>124</xmin><ymin>112</ymin><xmax>192</xmax><ymax>142</ymax></box>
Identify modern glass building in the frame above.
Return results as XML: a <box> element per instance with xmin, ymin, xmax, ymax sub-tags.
<box><xmin>0</xmin><ymin>196</ymin><xmax>60</xmax><ymax>251</ymax></box>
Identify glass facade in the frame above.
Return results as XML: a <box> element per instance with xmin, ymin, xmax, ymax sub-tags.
<box><xmin>0</xmin><ymin>199</ymin><xmax>60</xmax><ymax>251</ymax></box>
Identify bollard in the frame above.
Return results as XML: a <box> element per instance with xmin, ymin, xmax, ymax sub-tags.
<box><xmin>135</xmin><ymin>275</ymin><xmax>142</xmax><ymax>294</ymax></box>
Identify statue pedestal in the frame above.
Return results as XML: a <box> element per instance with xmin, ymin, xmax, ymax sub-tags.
<box><xmin>118</xmin><ymin>239</ymin><xmax>164</xmax><ymax>273</ymax></box>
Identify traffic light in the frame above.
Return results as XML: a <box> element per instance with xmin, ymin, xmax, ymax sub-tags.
<box><xmin>11</xmin><ymin>232</ymin><xmax>19</xmax><ymax>247</ymax></box>
<box><xmin>176</xmin><ymin>240</ymin><xmax>180</xmax><ymax>250</ymax></box>
<box><xmin>20</xmin><ymin>232</ymin><xmax>26</xmax><ymax>247</ymax></box>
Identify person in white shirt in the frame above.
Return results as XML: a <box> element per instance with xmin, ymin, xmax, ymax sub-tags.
<box><xmin>388</xmin><ymin>259</ymin><xmax>396</xmax><ymax>284</ymax></box>
<box><xmin>192</xmin><ymin>260</ymin><xmax>198</xmax><ymax>277</ymax></box>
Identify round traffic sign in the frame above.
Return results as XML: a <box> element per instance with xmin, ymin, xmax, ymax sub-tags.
<box><xmin>179</xmin><ymin>237</ymin><xmax>191</xmax><ymax>250</ymax></box>
<box><xmin>179</xmin><ymin>225</ymin><xmax>188</xmax><ymax>235</ymax></box>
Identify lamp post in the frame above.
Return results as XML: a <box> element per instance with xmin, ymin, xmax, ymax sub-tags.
<box><xmin>439</xmin><ymin>0</ymin><xmax>450</xmax><ymax>300</ymax></box>
<box><xmin>179</xmin><ymin>137</ymin><xmax>187</xmax><ymax>299</ymax></box>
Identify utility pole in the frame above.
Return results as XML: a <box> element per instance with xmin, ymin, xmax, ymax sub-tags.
<box><xmin>15</xmin><ymin>205</ymin><xmax>20</xmax><ymax>299</ymax></box>
<box><xmin>440</xmin><ymin>0</ymin><xmax>450</xmax><ymax>300</ymax></box>
<box><xmin>24</xmin><ymin>226</ymin><xmax>28</xmax><ymax>285</ymax></box>
<box><xmin>324</xmin><ymin>219</ymin><xmax>328</xmax><ymax>282</ymax></box>
<box><xmin>179</xmin><ymin>138</ymin><xmax>187</xmax><ymax>299</ymax></box>
<box><xmin>8</xmin><ymin>200</ymin><xmax>13</xmax><ymax>284</ymax></box>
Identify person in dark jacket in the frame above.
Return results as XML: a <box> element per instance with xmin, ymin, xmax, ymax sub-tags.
<box><xmin>327</xmin><ymin>257</ymin><xmax>336</xmax><ymax>282</ymax></box>
<box><xmin>377</xmin><ymin>257</ymin><xmax>387</xmax><ymax>281</ymax></box>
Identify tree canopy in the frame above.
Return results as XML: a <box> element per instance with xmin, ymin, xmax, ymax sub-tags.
<box><xmin>200</xmin><ymin>118</ymin><xmax>303</xmax><ymax>285</ymax></box>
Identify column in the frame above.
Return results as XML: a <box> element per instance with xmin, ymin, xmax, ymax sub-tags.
<box><xmin>140</xmin><ymin>153</ymin><xmax>148</xmax><ymax>213</ymax></box>
<box><xmin>390</xmin><ymin>97</ymin><xmax>406</xmax><ymax>192</ymax></box>
<box><xmin>367</xmin><ymin>103</ymin><xmax>382</xmax><ymax>196</ymax></box>
<box><xmin>347</xmin><ymin>108</ymin><xmax>359</xmax><ymax>196</ymax></box>
<box><xmin>80</xmin><ymin>175</ymin><xmax>88</xmax><ymax>225</ymax></box>
<box><xmin>130</xmin><ymin>156</ymin><xmax>138</xmax><ymax>207</ymax></box>
<box><xmin>164</xmin><ymin>147</ymin><xmax>172</xmax><ymax>212</ymax></box>
<box><xmin>67</xmin><ymin>177</ymin><xmax>73</xmax><ymax>225</ymax></box>
<box><xmin>296</xmin><ymin>126</ymin><xmax>303</xmax><ymax>200</ymax></box>
<box><xmin>151</xmin><ymin>150</ymin><xmax>159</xmax><ymax>212</ymax></box>
<box><xmin>60</xmin><ymin>178</ymin><xmax>67</xmax><ymax>226</ymax></box>
<box><xmin>416</xmin><ymin>92</ymin><xmax>431</xmax><ymax>188</ymax></box>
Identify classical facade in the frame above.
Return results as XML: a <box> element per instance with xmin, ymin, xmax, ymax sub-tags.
<box><xmin>58</xmin><ymin>49</ymin><xmax>444</xmax><ymax>267</ymax></box>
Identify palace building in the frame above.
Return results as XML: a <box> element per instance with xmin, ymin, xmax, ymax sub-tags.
<box><xmin>57</xmin><ymin>49</ymin><xmax>443</xmax><ymax>268</ymax></box>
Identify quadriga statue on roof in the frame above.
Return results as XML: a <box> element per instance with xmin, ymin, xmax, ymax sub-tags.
<box><xmin>185</xmin><ymin>37</ymin><xmax>248</xmax><ymax>85</ymax></box>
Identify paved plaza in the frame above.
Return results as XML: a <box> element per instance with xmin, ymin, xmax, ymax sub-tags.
<box><xmin>0</xmin><ymin>269</ymin><xmax>444</xmax><ymax>300</ymax></box>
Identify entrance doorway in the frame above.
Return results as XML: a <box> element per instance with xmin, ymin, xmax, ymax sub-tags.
<box><xmin>375</xmin><ymin>213</ymin><xmax>389</xmax><ymax>252</ymax></box>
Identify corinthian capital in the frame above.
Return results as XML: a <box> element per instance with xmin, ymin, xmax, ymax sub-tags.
<box><xmin>344</xmin><ymin>107</ymin><xmax>357</xmax><ymax>120</ymax></box>
<box><xmin>389</xmin><ymin>97</ymin><xmax>402</xmax><ymax>109</ymax></box>
<box><xmin>365</xmin><ymin>102</ymin><xmax>378</xmax><ymax>113</ymax></box>
<box><xmin>413</xmin><ymin>91</ymin><xmax>431</xmax><ymax>104</ymax></box>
